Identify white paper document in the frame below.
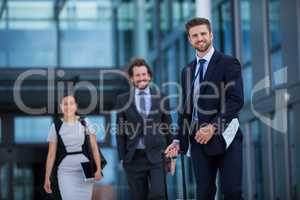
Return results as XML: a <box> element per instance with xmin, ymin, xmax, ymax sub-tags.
<box><xmin>222</xmin><ymin>118</ymin><xmax>239</xmax><ymax>149</ymax></box>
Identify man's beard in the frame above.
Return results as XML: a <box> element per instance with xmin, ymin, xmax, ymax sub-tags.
<box><xmin>195</xmin><ymin>40</ymin><xmax>211</xmax><ymax>52</ymax></box>
<box><xmin>134</xmin><ymin>80</ymin><xmax>149</xmax><ymax>89</ymax></box>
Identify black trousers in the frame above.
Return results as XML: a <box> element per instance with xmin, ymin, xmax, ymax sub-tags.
<box><xmin>191</xmin><ymin>132</ymin><xmax>243</xmax><ymax>200</ymax></box>
<box><xmin>123</xmin><ymin>150</ymin><xmax>165</xmax><ymax>200</ymax></box>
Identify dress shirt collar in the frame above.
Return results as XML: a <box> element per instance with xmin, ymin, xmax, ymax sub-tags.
<box><xmin>196</xmin><ymin>46</ymin><xmax>215</xmax><ymax>64</ymax></box>
<box><xmin>135</xmin><ymin>85</ymin><xmax>151</xmax><ymax>96</ymax></box>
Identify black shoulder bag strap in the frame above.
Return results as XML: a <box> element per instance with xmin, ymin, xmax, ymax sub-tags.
<box><xmin>79</xmin><ymin>117</ymin><xmax>107</xmax><ymax>173</ymax></box>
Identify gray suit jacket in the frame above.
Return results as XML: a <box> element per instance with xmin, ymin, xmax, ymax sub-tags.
<box><xmin>115</xmin><ymin>87</ymin><xmax>173</xmax><ymax>164</ymax></box>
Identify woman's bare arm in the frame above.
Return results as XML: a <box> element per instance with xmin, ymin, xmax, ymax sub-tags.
<box><xmin>44</xmin><ymin>142</ymin><xmax>57</xmax><ymax>193</ymax></box>
<box><xmin>89</xmin><ymin>134</ymin><xmax>101</xmax><ymax>172</ymax></box>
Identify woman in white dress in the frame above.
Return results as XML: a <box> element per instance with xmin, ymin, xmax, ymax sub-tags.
<box><xmin>43</xmin><ymin>94</ymin><xmax>103</xmax><ymax>200</ymax></box>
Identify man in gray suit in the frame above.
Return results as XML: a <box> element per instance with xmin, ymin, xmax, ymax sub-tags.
<box><xmin>115</xmin><ymin>58</ymin><xmax>173</xmax><ymax>200</ymax></box>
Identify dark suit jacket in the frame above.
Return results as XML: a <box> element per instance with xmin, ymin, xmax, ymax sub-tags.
<box><xmin>115</xmin><ymin>87</ymin><xmax>173</xmax><ymax>164</ymax></box>
<box><xmin>177</xmin><ymin>50</ymin><xmax>244</xmax><ymax>154</ymax></box>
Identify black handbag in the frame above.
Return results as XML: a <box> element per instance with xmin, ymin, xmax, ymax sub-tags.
<box><xmin>80</xmin><ymin>118</ymin><xmax>107</xmax><ymax>176</ymax></box>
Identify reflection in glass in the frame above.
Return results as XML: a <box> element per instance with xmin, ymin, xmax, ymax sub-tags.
<box><xmin>250</xmin><ymin>120</ymin><xmax>264</xmax><ymax>200</ymax></box>
<box><xmin>117</xmin><ymin>1</ymin><xmax>134</xmax><ymax>66</ymax></box>
<box><xmin>240</xmin><ymin>123</ymin><xmax>249</xmax><ymax>199</ymax></box>
<box><xmin>268</xmin><ymin>0</ymin><xmax>281</xmax><ymax>48</ymax></box>
<box><xmin>160</xmin><ymin>0</ymin><xmax>195</xmax><ymax>38</ymax></box>
<box><xmin>59</xmin><ymin>1</ymin><xmax>112</xmax><ymax>30</ymax></box>
<box><xmin>87</xmin><ymin>116</ymin><xmax>106</xmax><ymax>142</ymax></box>
<box><xmin>240</xmin><ymin>0</ymin><xmax>251</xmax><ymax>63</ymax></box>
<box><xmin>0</xmin><ymin>163</ymin><xmax>9</xmax><ymax>200</ymax></box>
<box><xmin>0</xmin><ymin>118</ymin><xmax>1</xmax><ymax>143</ymax></box>
<box><xmin>242</xmin><ymin>66</ymin><xmax>253</xmax><ymax>102</ymax></box>
<box><xmin>7</xmin><ymin>1</ymin><xmax>54</xmax><ymax>30</ymax></box>
<box><xmin>59</xmin><ymin>1</ymin><xmax>114</xmax><ymax>67</ymax></box>
<box><xmin>271</xmin><ymin>113</ymin><xmax>288</xmax><ymax>199</ymax></box>
<box><xmin>0</xmin><ymin>1</ymin><xmax>56</xmax><ymax>67</ymax></box>
<box><xmin>212</xmin><ymin>1</ymin><xmax>233</xmax><ymax>55</ymax></box>
<box><xmin>268</xmin><ymin>0</ymin><xmax>283</xmax><ymax>86</ymax></box>
<box><xmin>13</xmin><ymin>164</ymin><xmax>34</xmax><ymax>200</ymax></box>
<box><xmin>288</xmin><ymin>109</ymin><xmax>299</xmax><ymax>199</ymax></box>
<box><xmin>271</xmin><ymin>50</ymin><xmax>284</xmax><ymax>85</ymax></box>
<box><xmin>110</xmin><ymin>111</ymin><xmax>117</xmax><ymax>147</ymax></box>
<box><xmin>93</xmin><ymin>148</ymin><xmax>123</xmax><ymax>199</ymax></box>
<box><xmin>221</xmin><ymin>2</ymin><xmax>233</xmax><ymax>55</ymax></box>
<box><xmin>14</xmin><ymin>116</ymin><xmax>52</xmax><ymax>143</ymax></box>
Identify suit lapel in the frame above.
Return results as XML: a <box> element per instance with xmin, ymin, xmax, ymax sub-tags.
<box><xmin>128</xmin><ymin>91</ymin><xmax>144</xmax><ymax>122</ymax></box>
<box><xmin>200</xmin><ymin>51</ymin><xmax>221</xmax><ymax>94</ymax></box>
<box><xmin>148</xmin><ymin>87</ymin><xmax>159</xmax><ymax>118</ymax></box>
<box><xmin>183</xmin><ymin>59</ymin><xmax>197</xmax><ymax>114</ymax></box>
<box><xmin>189</xmin><ymin>59</ymin><xmax>197</xmax><ymax>88</ymax></box>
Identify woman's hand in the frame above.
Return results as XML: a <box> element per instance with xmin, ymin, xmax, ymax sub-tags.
<box><xmin>44</xmin><ymin>178</ymin><xmax>52</xmax><ymax>193</ymax></box>
<box><xmin>94</xmin><ymin>169</ymin><xmax>103</xmax><ymax>181</ymax></box>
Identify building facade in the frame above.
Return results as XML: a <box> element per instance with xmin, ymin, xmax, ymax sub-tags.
<box><xmin>0</xmin><ymin>0</ymin><xmax>299</xmax><ymax>199</ymax></box>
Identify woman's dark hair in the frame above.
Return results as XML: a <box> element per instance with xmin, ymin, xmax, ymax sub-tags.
<box><xmin>127</xmin><ymin>58</ymin><xmax>153</xmax><ymax>78</ymax></box>
<box><xmin>59</xmin><ymin>93</ymin><xmax>78</xmax><ymax>104</ymax></box>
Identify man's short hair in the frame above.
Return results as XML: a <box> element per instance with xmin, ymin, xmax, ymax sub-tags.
<box><xmin>185</xmin><ymin>17</ymin><xmax>212</xmax><ymax>34</ymax></box>
<box><xmin>127</xmin><ymin>58</ymin><xmax>153</xmax><ymax>78</ymax></box>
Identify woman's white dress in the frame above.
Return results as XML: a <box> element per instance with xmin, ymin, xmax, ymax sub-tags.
<box><xmin>47</xmin><ymin>119</ymin><xmax>96</xmax><ymax>200</ymax></box>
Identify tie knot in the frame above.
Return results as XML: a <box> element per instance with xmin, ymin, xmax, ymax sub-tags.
<box><xmin>198</xmin><ymin>59</ymin><xmax>206</xmax><ymax>66</ymax></box>
<box><xmin>139</xmin><ymin>91</ymin><xmax>146</xmax><ymax>96</ymax></box>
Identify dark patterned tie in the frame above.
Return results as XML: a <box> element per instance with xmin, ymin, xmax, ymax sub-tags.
<box><xmin>139</xmin><ymin>91</ymin><xmax>147</xmax><ymax>118</ymax></box>
<box><xmin>192</xmin><ymin>58</ymin><xmax>206</xmax><ymax>121</ymax></box>
<box><xmin>198</xmin><ymin>59</ymin><xmax>206</xmax><ymax>83</ymax></box>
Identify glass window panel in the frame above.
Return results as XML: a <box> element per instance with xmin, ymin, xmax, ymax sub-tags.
<box><xmin>0</xmin><ymin>7</ymin><xmax>7</xmax><ymax>30</ymax></box>
<box><xmin>117</xmin><ymin>1</ymin><xmax>134</xmax><ymax>66</ymax></box>
<box><xmin>0</xmin><ymin>163</ymin><xmax>9</xmax><ymax>200</ymax></box>
<box><xmin>268</xmin><ymin>0</ymin><xmax>283</xmax><ymax>87</ymax></box>
<box><xmin>8</xmin><ymin>20</ymin><xmax>54</xmax><ymax>30</ymax></box>
<box><xmin>110</xmin><ymin>111</ymin><xmax>117</xmax><ymax>147</ymax></box>
<box><xmin>117</xmin><ymin>2</ymin><xmax>134</xmax><ymax>28</ymax></box>
<box><xmin>288</xmin><ymin>108</ymin><xmax>299</xmax><ymax>199</ymax></box>
<box><xmin>160</xmin><ymin>0</ymin><xmax>168</xmax><ymax>36</ymax></box>
<box><xmin>250</xmin><ymin>120</ymin><xmax>264</xmax><ymax>200</ymax></box>
<box><xmin>240</xmin><ymin>0</ymin><xmax>252</xmax><ymax>63</ymax></box>
<box><xmin>95</xmin><ymin>148</ymin><xmax>117</xmax><ymax>185</ymax></box>
<box><xmin>268</xmin><ymin>0</ymin><xmax>282</xmax><ymax>48</ymax></box>
<box><xmin>271</xmin><ymin>114</ymin><xmax>288</xmax><ymax>199</ymax></box>
<box><xmin>59</xmin><ymin>1</ymin><xmax>113</xmax><ymax>67</ymax></box>
<box><xmin>8</xmin><ymin>1</ymin><xmax>54</xmax><ymax>19</ymax></box>
<box><xmin>87</xmin><ymin>116</ymin><xmax>106</xmax><ymax>142</ymax></box>
<box><xmin>13</xmin><ymin>164</ymin><xmax>34</xmax><ymax>200</ymax></box>
<box><xmin>221</xmin><ymin>2</ymin><xmax>233</xmax><ymax>55</ymax></box>
<box><xmin>75</xmin><ymin>2</ymin><xmax>99</xmax><ymax>19</ymax></box>
<box><xmin>172</xmin><ymin>1</ymin><xmax>181</xmax><ymax>28</ymax></box>
<box><xmin>0</xmin><ymin>50</ymin><xmax>6</xmax><ymax>67</ymax></box>
<box><xmin>7</xmin><ymin>37</ymin><xmax>57</xmax><ymax>67</ymax></box>
<box><xmin>60</xmin><ymin>28</ymin><xmax>113</xmax><ymax>67</ymax></box>
<box><xmin>0</xmin><ymin>118</ymin><xmax>1</xmax><ymax>143</ymax></box>
<box><xmin>271</xmin><ymin>49</ymin><xmax>284</xmax><ymax>85</ymax></box>
<box><xmin>212</xmin><ymin>8</ymin><xmax>221</xmax><ymax>51</ymax></box>
<box><xmin>146</xmin><ymin>2</ymin><xmax>153</xmax><ymax>51</ymax></box>
<box><xmin>240</xmin><ymin>123</ymin><xmax>249</xmax><ymax>199</ymax></box>
<box><xmin>212</xmin><ymin>1</ymin><xmax>233</xmax><ymax>55</ymax></box>
<box><xmin>1</xmin><ymin>16</ymin><xmax>56</xmax><ymax>68</ymax></box>
<box><xmin>182</xmin><ymin>1</ymin><xmax>196</xmax><ymax>20</ymax></box>
<box><xmin>242</xmin><ymin>65</ymin><xmax>253</xmax><ymax>102</ymax></box>
<box><xmin>14</xmin><ymin>116</ymin><xmax>52</xmax><ymax>143</ymax></box>
<box><xmin>0</xmin><ymin>20</ymin><xmax>6</xmax><ymax>30</ymax></box>
<box><xmin>66</xmin><ymin>0</ymin><xmax>113</xmax><ymax>20</ymax></box>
